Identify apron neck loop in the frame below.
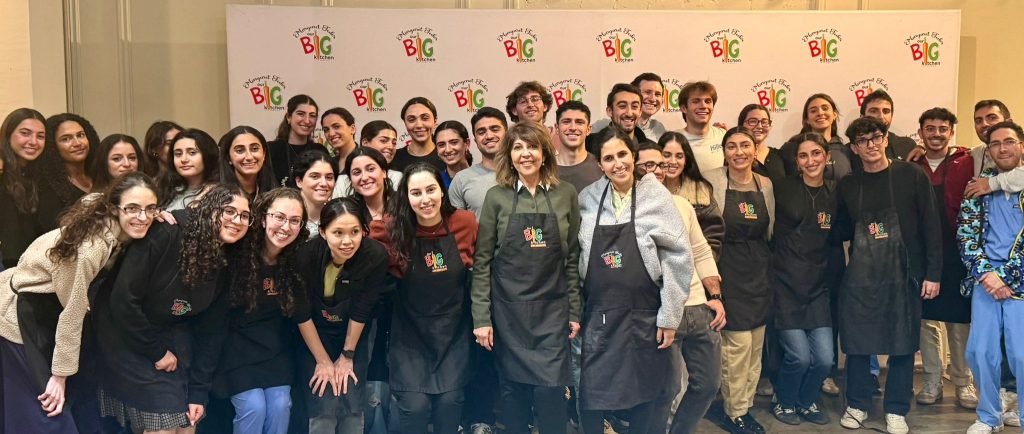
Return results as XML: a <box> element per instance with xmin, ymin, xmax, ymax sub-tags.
<box><xmin>596</xmin><ymin>179</ymin><xmax>637</xmax><ymax>227</ymax></box>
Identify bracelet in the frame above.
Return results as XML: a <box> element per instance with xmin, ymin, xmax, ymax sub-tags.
<box><xmin>341</xmin><ymin>349</ymin><xmax>356</xmax><ymax>360</ymax></box>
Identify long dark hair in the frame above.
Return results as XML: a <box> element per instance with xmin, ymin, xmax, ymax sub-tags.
<box><xmin>49</xmin><ymin>172</ymin><xmax>157</xmax><ymax>263</ymax></box>
<box><xmin>658</xmin><ymin>131</ymin><xmax>712</xmax><ymax>190</ymax></box>
<box><xmin>0</xmin><ymin>108</ymin><xmax>46</xmax><ymax>213</ymax></box>
<box><xmin>800</xmin><ymin>93</ymin><xmax>840</xmax><ymax>139</ymax></box>
<box><xmin>276</xmin><ymin>94</ymin><xmax>319</xmax><ymax>142</ymax></box>
<box><xmin>142</xmin><ymin>120</ymin><xmax>183</xmax><ymax>177</ymax></box>
<box><xmin>386</xmin><ymin>163</ymin><xmax>455</xmax><ymax>265</ymax></box>
<box><xmin>218</xmin><ymin>125</ymin><xmax>277</xmax><ymax>195</ymax></box>
<box><xmin>344</xmin><ymin>147</ymin><xmax>393</xmax><ymax>223</ymax></box>
<box><xmin>158</xmin><ymin>128</ymin><xmax>220</xmax><ymax>207</ymax></box>
<box><xmin>34</xmin><ymin>113</ymin><xmax>101</xmax><ymax>204</ymax></box>
<box><xmin>229</xmin><ymin>188</ymin><xmax>307</xmax><ymax>315</ymax></box>
<box><xmin>179</xmin><ymin>184</ymin><xmax>247</xmax><ymax>288</ymax></box>
<box><xmin>360</xmin><ymin>120</ymin><xmax>397</xmax><ymax>144</ymax></box>
<box><xmin>90</xmin><ymin>134</ymin><xmax>146</xmax><ymax>192</ymax></box>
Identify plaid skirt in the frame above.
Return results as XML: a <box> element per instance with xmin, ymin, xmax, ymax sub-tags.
<box><xmin>98</xmin><ymin>388</ymin><xmax>190</xmax><ymax>432</ymax></box>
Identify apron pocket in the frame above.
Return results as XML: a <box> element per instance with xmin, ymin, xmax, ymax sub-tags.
<box><xmin>628</xmin><ymin>309</ymin><xmax>659</xmax><ymax>349</ymax></box>
<box><xmin>497</xmin><ymin>298</ymin><xmax>565</xmax><ymax>350</ymax></box>
<box><xmin>582</xmin><ymin>306</ymin><xmax>629</xmax><ymax>353</ymax></box>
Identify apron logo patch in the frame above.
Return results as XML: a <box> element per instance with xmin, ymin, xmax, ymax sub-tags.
<box><xmin>869</xmin><ymin>222</ymin><xmax>888</xmax><ymax>240</ymax></box>
<box><xmin>321</xmin><ymin>310</ymin><xmax>342</xmax><ymax>322</ymax></box>
<box><xmin>424</xmin><ymin>251</ymin><xmax>448</xmax><ymax>273</ymax></box>
<box><xmin>601</xmin><ymin>251</ymin><xmax>623</xmax><ymax>268</ymax></box>
<box><xmin>171</xmin><ymin>299</ymin><xmax>192</xmax><ymax>316</ymax></box>
<box><xmin>817</xmin><ymin>212</ymin><xmax>832</xmax><ymax>230</ymax></box>
<box><xmin>523</xmin><ymin>226</ymin><xmax>547</xmax><ymax>248</ymax></box>
<box><xmin>264</xmin><ymin>277</ymin><xmax>279</xmax><ymax>296</ymax></box>
<box><xmin>739</xmin><ymin>202</ymin><xmax>758</xmax><ymax>220</ymax></box>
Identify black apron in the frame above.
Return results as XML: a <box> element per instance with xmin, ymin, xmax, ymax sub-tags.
<box><xmin>719</xmin><ymin>176</ymin><xmax>772</xmax><ymax>331</ymax></box>
<box><xmin>772</xmin><ymin>181</ymin><xmax>834</xmax><ymax>330</ymax></box>
<box><xmin>839</xmin><ymin>168</ymin><xmax>921</xmax><ymax>356</ymax></box>
<box><xmin>922</xmin><ymin>159</ymin><xmax>971</xmax><ymax>323</ymax></box>
<box><xmin>388</xmin><ymin>224</ymin><xmax>472</xmax><ymax>393</ymax></box>
<box><xmin>491</xmin><ymin>188</ymin><xmax>571</xmax><ymax>387</ymax></box>
<box><xmin>301</xmin><ymin>275</ymin><xmax>370</xmax><ymax>415</ymax></box>
<box><xmin>579</xmin><ymin>183</ymin><xmax>670</xmax><ymax>410</ymax></box>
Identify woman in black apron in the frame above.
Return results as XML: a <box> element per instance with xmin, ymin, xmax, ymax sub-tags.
<box><xmin>704</xmin><ymin>127</ymin><xmax>775</xmax><ymax>434</ymax></box>
<box><xmin>472</xmin><ymin>121</ymin><xmax>581</xmax><ymax>434</ymax></box>
<box><xmin>769</xmin><ymin>133</ymin><xmax>838</xmax><ymax>426</ymax></box>
<box><xmin>296</xmin><ymin>197</ymin><xmax>389</xmax><ymax>434</ymax></box>
<box><xmin>384</xmin><ymin>163</ymin><xmax>477</xmax><ymax>434</ymax></box>
<box><xmin>0</xmin><ymin>173</ymin><xmax>158</xmax><ymax>433</ymax></box>
<box><xmin>576</xmin><ymin>128</ymin><xmax>691</xmax><ymax>434</ymax></box>
<box><xmin>93</xmin><ymin>184</ymin><xmax>250</xmax><ymax>433</ymax></box>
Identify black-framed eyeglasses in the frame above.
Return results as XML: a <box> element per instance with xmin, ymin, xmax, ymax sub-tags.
<box><xmin>854</xmin><ymin>133</ymin><xmax>885</xmax><ymax>148</ymax></box>
<box><xmin>221</xmin><ymin>206</ymin><xmax>253</xmax><ymax>226</ymax></box>
<box><xmin>120</xmin><ymin>205</ymin><xmax>160</xmax><ymax>219</ymax></box>
<box><xmin>517</xmin><ymin>95</ymin><xmax>543</xmax><ymax>106</ymax></box>
<box><xmin>637</xmin><ymin>162</ymin><xmax>668</xmax><ymax>173</ymax></box>
<box><xmin>266</xmin><ymin>212</ymin><xmax>304</xmax><ymax>228</ymax></box>
<box><xmin>743</xmin><ymin>119</ymin><xmax>772</xmax><ymax>128</ymax></box>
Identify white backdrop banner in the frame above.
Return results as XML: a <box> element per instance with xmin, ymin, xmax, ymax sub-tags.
<box><xmin>227</xmin><ymin>6</ymin><xmax>960</xmax><ymax>149</ymax></box>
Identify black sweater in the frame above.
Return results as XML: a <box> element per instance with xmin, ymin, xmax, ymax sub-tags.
<box><xmin>297</xmin><ymin>236</ymin><xmax>388</xmax><ymax>326</ymax></box>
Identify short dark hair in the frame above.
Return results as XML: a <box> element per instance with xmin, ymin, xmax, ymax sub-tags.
<box><xmin>637</xmin><ymin>140</ymin><xmax>661</xmax><ymax>153</ymax></box>
<box><xmin>321</xmin><ymin>107</ymin><xmax>355</xmax><ymax>126</ymax></box>
<box><xmin>975</xmin><ymin>99</ymin><xmax>1012</xmax><ymax>119</ymax></box>
<box><xmin>845</xmin><ymin>116</ymin><xmax>888</xmax><ymax>142</ymax></box>
<box><xmin>860</xmin><ymin>90</ymin><xmax>894</xmax><ymax>116</ymax></box>
<box><xmin>677</xmin><ymin>81</ymin><xmax>718</xmax><ymax>111</ymax></box>
<box><xmin>918</xmin><ymin>107</ymin><xmax>958</xmax><ymax>128</ymax></box>
<box><xmin>591</xmin><ymin>124</ymin><xmax>636</xmax><ymax>158</ymax></box>
<box><xmin>505</xmin><ymin>81</ymin><xmax>553</xmax><ymax>122</ymax></box>
<box><xmin>471</xmin><ymin>107</ymin><xmax>508</xmax><ymax>131</ymax></box>
<box><xmin>555</xmin><ymin>100</ymin><xmax>591</xmax><ymax>123</ymax></box>
<box><xmin>606</xmin><ymin>83</ymin><xmax>642</xmax><ymax>109</ymax></box>
<box><xmin>631</xmin><ymin>72</ymin><xmax>663</xmax><ymax>89</ymax></box>
<box><xmin>986</xmin><ymin>121</ymin><xmax>1024</xmax><ymax>143</ymax></box>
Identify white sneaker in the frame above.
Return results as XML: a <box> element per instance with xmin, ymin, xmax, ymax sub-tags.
<box><xmin>886</xmin><ymin>413</ymin><xmax>909</xmax><ymax>434</ymax></box>
<box><xmin>1001</xmin><ymin>389</ymin><xmax>1020</xmax><ymax>427</ymax></box>
<box><xmin>958</xmin><ymin>384</ymin><xmax>980</xmax><ymax>409</ymax></box>
<box><xmin>1001</xmin><ymin>410</ymin><xmax>1020</xmax><ymax>428</ymax></box>
<box><xmin>841</xmin><ymin>407</ymin><xmax>868</xmax><ymax>429</ymax></box>
<box><xmin>966</xmin><ymin>420</ymin><xmax>1004</xmax><ymax>434</ymax></box>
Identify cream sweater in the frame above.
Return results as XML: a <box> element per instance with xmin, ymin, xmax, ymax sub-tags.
<box><xmin>672</xmin><ymin>196</ymin><xmax>720</xmax><ymax>307</ymax></box>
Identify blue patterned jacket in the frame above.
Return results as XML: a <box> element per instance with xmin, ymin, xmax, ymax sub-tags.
<box><xmin>957</xmin><ymin>168</ymin><xmax>1024</xmax><ymax>299</ymax></box>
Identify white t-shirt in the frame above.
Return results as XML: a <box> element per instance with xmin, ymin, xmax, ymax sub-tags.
<box><xmin>680</xmin><ymin>125</ymin><xmax>727</xmax><ymax>173</ymax></box>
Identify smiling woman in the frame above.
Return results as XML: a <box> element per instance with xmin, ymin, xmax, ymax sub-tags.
<box><xmin>218</xmin><ymin>125</ymin><xmax>278</xmax><ymax>200</ymax></box>
<box><xmin>89</xmin><ymin>134</ymin><xmax>146</xmax><ymax>192</ymax></box>
<box><xmin>0</xmin><ymin>108</ymin><xmax>47</xmax><ymax>269</ymax></box>
<box><xmin>33</xmin><ymin>113</ymin><xmax>101</xmax><ymax>232</ymax></box>
<box><xmin>269</xmin><ymin>94</ymin><xmax>320</xmax><ymax>187</ymax></box>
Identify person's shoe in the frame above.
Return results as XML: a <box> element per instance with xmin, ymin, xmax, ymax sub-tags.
<box><xmin>822</xmin><ymin>377</ymin><xmax>841</xmax><ymax>396</ymax></box>
<box><xmin>756</xmin><ymin>378</ymin><xmax>775</xmax><ymax>397</ymax></box>
<box><xmin>916</xmin><ymin>378</ymin><xmax>944</xmax><ymax>405</ymax></box>
<box><xmin>607</xmin><ymin>412</ymin><xmax>630</xmax><ymax>434</ymax></box>
<box><xmin>872</xmin><ymin>374</ymin><xmax>884</xmax><ymax>395</ymax></box>
<box><xmin>470</xmin><ymin>423</ymin><xmax>494</xmax><ymax>434</ymax></box>
<box><xmin>957</xmin><ymin>383</ymin><xmax>980</xmax><ymax>409</ymax></box>
<box><xmin>740</xmin><ymin>413</ymin><xmax>766</xmax><ymax>434</ymax></box>
<box><xmin>966</xmin><ymin>420</ymin><xmax>1003</xmax><ymax>434</ymax></box>
<box><xmin>799</xmin><ymin>403</ymin><xmax>831</xmax><ymax>425</ymax></box>
<box><xmin>840</xmin><ymin>407</ymin><xmax>868</xmax><ymax>429</ymax></box>
<box><xmin>723</xmin><ymin>415</ymin><xmax>758</xmax><ymax>434</ymax></box>
<box><xmin>1001</xmin><ymin>389</ymin><xmax>1020</xmax><ymax>427</ymax></box>
<box><xmin>772</xmin><ymin>403</ymin><xmax>801</xmax><ymax>425</ymax></box>
<box><xmin>1001</xmin><ymin>410</ymin><xmax>1020</xmax><ymax>428</ymax></box>
<box><xmin>885</xmin><ymin>413</ymin><xmax>910</xmax><ymax>434</ymax></box>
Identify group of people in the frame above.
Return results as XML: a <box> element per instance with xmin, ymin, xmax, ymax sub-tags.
<box><xmin>0</xmin><ymin>72</ymin><xmax>1022</xmax><ymax>434</ymax></box>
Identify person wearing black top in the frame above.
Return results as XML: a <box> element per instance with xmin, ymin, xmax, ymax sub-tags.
<box><xmin>93</xmin><ymin>185</ymin><xmax>251</xmax><ymax>433</ymax></box>
<box><xmin>34</xmin><ymin>113</ymin><xmax>100</xmax><ymax>232</ymax></box>
<box><xmin>860</xmin><ymin>90</ymin><xmax>918</xmax><ymax>162</ymax></box>
<box><xmin>739</xmin><ymin>104</ymin><xmax>785</xmax><ymax>182</ymax></box>
<box><xmin>393</xmin><ymin>97</ymin><xmax>444</xmax><ymax>173</ymax></box>
<box><xmin>219</xmin><ymin>126</ymin><xmax>278</xmax><ymax>200</ymax></box>
<box><xmin>297</xmin><ymin>197</ymin><xmax>388</xmax><ymax>434</ymax></box>
<box><xmin>269</xmin><ymin>94</ymin><xmax>320</xmax><ymax>187</ymax></box>
<box><xmin>781</xmin><ymin>94</ymin><xmax>853</xmax><ymax>181</ymax></box>
<box><xmin>833</xmin><ymin>117</ymin><xmax>942</xmax><ymax>434</ymax></box>
<box><xmin>0</xmin><ymin>108</ymin><xmax>47</xmax><ymax>270</ymax></box>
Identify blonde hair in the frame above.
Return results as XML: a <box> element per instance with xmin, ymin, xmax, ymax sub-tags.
<box><xmin>494</xmin><ymin>121</ymin><xmax>560</xmax><ymax>189</ymax></box>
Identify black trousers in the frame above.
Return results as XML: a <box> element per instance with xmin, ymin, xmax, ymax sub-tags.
<box><xmin>500</xmin><ymin>379</ymin><xmax>567</xmax><ymax>434</ymax></box>
<box><xmin>846</xmin><ymin>354</ymin><xmax>914</xmax><ymax>415</ymax></box>
<box><xmin>390</xmin><ymin>389</ymin><xmax>463</xmax><ymax>434</ymax></box>
<box><xmin>580</xmin><ymin>401</ymin><xmax>656</xmax><ymax>434</ymax></box>
<box><xmin>462</xmin><ymin>346</ymin><xmax>498</xmax><ymax>426</ymax></box>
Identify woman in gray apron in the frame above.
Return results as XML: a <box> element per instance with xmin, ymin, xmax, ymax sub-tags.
<box><xmin>472</xmin><ymin>121</ymin><xmax>581</xmax><ymax>434</ymax></box>
<box><xmin>0</xmin><ymin>173</ymin><xmax>158</xmax><ymax>433</ymax></box>
<box><xmin>705</xmin><ymin>127</ymin><xmax>775</xmax><ymax>434</ymax></box>
<box><xmin>576</xmin><ymin>128</ymin><xmax>691</xmax><ymax>434</ymax></box>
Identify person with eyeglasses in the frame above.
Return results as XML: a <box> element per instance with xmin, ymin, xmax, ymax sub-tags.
<box><xmin>393</xmin><ymin>97</ymin><xmax>444</xmax><ymax>173</ymax></box>
<box><xmin>911</xmin><ymin>108</ymin><xmax>979</xmax><ymax>409</ymax></box>
<box><xmin>0</xmin><ymin>173</ymin><xmax>158</xmax><ymax>433</ymax></box>
<box><xmin>555</xmin><ymin>101</ymin><xmax>602</xmax><ymax>194</ymax></box>
<box><xmin>860</xmin><ymin>90</ymin><xmax>919</xmax><ymax>163</ymax></box>
<box><xmin>965</xmin><ymin>100</ymin><xmax>1019</xmax><ymax>196</ymax></box>
<box><xmin>92</xmin><ymin>184</ymin><xmax>250</xmax><ymax>433</ymax></box>
<box><xmin>738</xmin><ymin>104</ymin><xmax>785</xmax><ymax>182</ymax></box>
<box><xmin>505</xmin><ymin>81</ymin><xmax>562</xmax><ymax>152</ymax></box>
<box><xmin>959</xmin><ymin>121</ymin><xmax>1024</xmax><ymax>434</ymax></box>
<box><xmin>33</xmin><ymin>113</ymin><xmax>101</xmax><ymax>232</ymax></box>
<box><xmin>833</xmin><ymin>117</ymin><xmax>942</xmax><ymax>434</ymax></box>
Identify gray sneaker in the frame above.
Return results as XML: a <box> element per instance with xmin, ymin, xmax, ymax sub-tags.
<box><xmin>916</xmin><ymin>378</ymin><xmax>943</xmax><ymax>405</ymax></box>
<box><xmin>470</xmin><ymin>423</ymin><xmax>494</xmax><ymax>434</ymax></box>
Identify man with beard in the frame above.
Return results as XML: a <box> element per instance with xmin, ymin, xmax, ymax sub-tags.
<box><xmin>556</xmin><ymin>101</ymin><xmax>601</xmax><ymax>193</ymax></box>
<box><xmin>449</xmin><ymin>107</ymin><xmax>507</xmax><ymax>219</ymax></box>
<box><xmin>860</xmin><ymin>90</ymin><xmax>917</xmax><ymax>161</ymax></box>
<box><xmin>585</xmin><ymin>83</ymin><xmax>647</xmax><ymax>157</ymax></box>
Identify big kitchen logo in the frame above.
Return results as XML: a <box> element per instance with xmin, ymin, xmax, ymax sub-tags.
<box><xmin>497</xmin><ymin>28</ymin><xmax>538</xmax><ymax>63</ymax></box>
<box><xmin>449</xmin><ymin>78</ymin><xmax>488</xmax><ymax>113</ymax></box>
<box><xmin>398</xmin><ymin>27</ymin><xmax>438</xmax><ymax>62</ymax></box>
<box><xmin>849</xmin><ymin>77</ymin><xmax>890</xmax><ymax>107</ymax></box>
<box><xmin>661</xmin><ymin>78</ymin><xmax>686</xmax><ymax>113</ymax></box>
<box><xmin>751</xmin><ymin>78</ymin><xmax>791</xmax><ymax>113</ymax></box>
<box><xmin>243</xmin><ymin>75</ymin><xmax>286</xmax><ymax>111</ymax></box>
<box><xmin>548</xmin><ymin>78</ymin><xmax>587</xmax><ymax>108</ymax></box>
<box><xmin>705</xmin><ymin>28</ymin><xmax>743</xmax><ymax>63</ymax></box>
<box><xmin>802</xmin><ymin>28</ymin><xmax>842</xmax><ymax>63</ymax></box>
<box><xmin>596</xmin><ymin>28</ymin><xmax>636</xmax><ymax>63</ymax></box>
<box><xmin>905</xmin><ymin>32</ymin><xmax>943</xmax><ymax>66</ymax></box>
<box><xmin>347</xmin><ymin>77</ymin><xmax>388</xmax><ymax>112</ymax></box>
<box><xmin>294</xmin><ymin>25</ymin><xmax>335</xmax><ymax>61</ymax></box>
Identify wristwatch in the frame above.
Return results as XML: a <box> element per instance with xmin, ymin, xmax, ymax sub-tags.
<box><xmin>341</xmin><ymin>349</ymin><xmax>356</xmax><ymax>360</ymax></box>
<box><xmin>706</xmin><ymin>292</ymin><xmax>723</xmax><ymax>302</ymax></box>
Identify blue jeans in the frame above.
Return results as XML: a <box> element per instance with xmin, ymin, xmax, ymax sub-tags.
<box><xmin>966</xmin><ymin>285</ymin><xmax>1024</xmax><ymax>427</ymax></box>
<box><xmin>775</xmin><ymin>327</ymin><xmax>834</xmax><ymax>408</ymax></box>
<box><xmin>231</xmin><ymin>386</ymin><xmax>292</xmax><ymax>434</ymax></box>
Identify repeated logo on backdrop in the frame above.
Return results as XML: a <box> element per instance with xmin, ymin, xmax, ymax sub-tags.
<box><xmin>849</xmin><ymin>77</ymin><xmax>890</xmax><ymax>106</ymax></box>
<box><xmin>242</xmin><ymin>74</ymin><xmax>287</xmax><ymax>111</ymax></box>
<box><xmin>751</xmin><ymin>78</ymin><xmax>791</xmax><ymax>112</ymax></box>
<box><xmin>347</xmin><ymin>77</ymin><xmax>388</xmax><ymax>112</ymax></box>
<box><xmin>905</xmin><ymin>32</ymin><xmax>943</xmax><ymax>66</ymax></box>
<box><xmin>661</xmin><ymin>78</ymin><xmax>687</xmax><ymax>113</ymax></box>
<box><xmin>548</xmin><ymin>78</ymin><xmax>588</xmax><ymax>107</ymax></box>
<box><xmin>294</xmin><ymin>25</ymin><xmax>335</xmax><ymax>60</ymax></box>
<box><xmin>802</xmin><ymin>28</ymin><xmax>842</xmax><ymax>63</ymax></box>
<box><xmin>398</xmin><ymin>27</ymin><xmax>438</xmax><ymax>62</ymax></box>
<box><xmin>449</xmin><ymin>79</ymin><xmax>488</xmax><ymax>113</ymax></box>
<box><xmin>596</xmin><ymin>28</ymin><xmax>636</xmax><ymax>63</ymax></box>
<box><xmin>498</xmin><ymin>28</ymin><xmax>538</xmax><ymax>63</ymax></box>
<box><xmin>705</xmin><ymin>29</ymin><xmax>743</xmax><ymax>63</ymax></box>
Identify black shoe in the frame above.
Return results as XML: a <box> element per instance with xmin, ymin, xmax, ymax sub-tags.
<box><xmin>798</xmin><ymin>403</ymin><xmax>831</xmax><ymax>425</ymax></box>
<box><xmin>724</xmin><ymin>415</ymin><xmax>758</xmax><ymax>434</ymax></box>
<box><xmin>740</xmin><ymin>413</ymin><xmax>766</xmax><ymax>434</ymax></box>
<box><xmin>773</xmin><ymin>403</ymin><xmax>802</xmax><ymax>425</ymax></box>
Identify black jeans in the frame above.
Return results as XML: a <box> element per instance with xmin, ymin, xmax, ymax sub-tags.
<box><xmin>390</xmin><ymin>389</ymin><xmax>463</xmax><ymax>434</ymax></box>
<box><xmin>499</xmin><ymin>380</ymin><xmax>567</xmax><ymax>434</ymax></box>
<box><xmin>463</xmin><ymin>346</ymin><xmax>498</xmax><ymax>426</ymax></box>
<box><xmin>648</xmin><ymin>305</ymin><xmax>722</xmax><ymax>434</ymax></box>
<box><xmin>580</xmin><ymin>401</ymin><xmax>656</xmax><ymax>434</ymax></box>
<box><xmin>846</xmin><ymin>354</ymin><xmax>914</xmax><ymax>415</ymax></box>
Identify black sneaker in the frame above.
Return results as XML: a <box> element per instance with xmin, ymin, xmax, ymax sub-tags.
<box><xmin>740</xmin><ymin>413</ymin><xmax>766</xmax><ymax>434</ymax></box>
<box><xmin>773</xmin><ymin>403</ymin><xmax>802</xmax><ymax>425</ymax></box>
<box><xmin>798</xmin><ymin>403</ymin><xmax>831</xmax><ymax>425</ymax></box>
<box><xmin>723</xmin><ymin>415</ymin><xmax>758</xmax><ymax>434</ymax></box>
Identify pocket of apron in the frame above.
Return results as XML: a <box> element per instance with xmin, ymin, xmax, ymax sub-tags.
<box><xmin>582</xmin><ymin>306</ymin><xmax>629</xmax><ymax>353</ymax></box>
<box><xmin>498</xmin><ymin>298</ymin><xmax>565</xmax><ymax>350</ymax></box>
<box><xmin>628</xmin><ymin>309</ymin><xmax>660</xmax><ymax>349</ymax></box>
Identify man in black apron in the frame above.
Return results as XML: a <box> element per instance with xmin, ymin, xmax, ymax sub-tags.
<box><xmin>835</xmin><ymin>117</ymin><xmax>942</xmax><ymax>434</ymax></box>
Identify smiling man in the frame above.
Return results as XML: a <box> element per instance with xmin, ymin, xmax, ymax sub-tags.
<box><xmin>676</xmin><ymin>81</ymin><xmax>726</xmax><ymax>173</ymax></box>
<box><xmin>585</xmin><ymin>83</ymin><xmax>647</xmax><ymax>158</ymax></box>
<box><xmin>449</xmin><ymin>107</ymin><xmax>507</xmax><ymax>219</ymax></box>
<box><xmin>557</xmin><ymin>100</ymin><xmax>601</xmax><ymax>193</ymax></box>
<box><xmin>592</xmin><ymin>73</ymin><xmax>668</xmax><ymax>140</ymax></box>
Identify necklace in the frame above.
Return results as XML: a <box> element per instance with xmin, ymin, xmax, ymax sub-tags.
<box><xmin>803</xmin><ymin>181</ymin><xmax>824</xmax><ymax>210</ymax></box>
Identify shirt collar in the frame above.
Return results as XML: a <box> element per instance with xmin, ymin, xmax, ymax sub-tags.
<box><xmin>516</xmin><ymin>179</ymin><xmax>550</xmax><ymax>192</ymax></box>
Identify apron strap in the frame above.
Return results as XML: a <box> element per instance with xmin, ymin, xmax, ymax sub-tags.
<box><xmin>595</xmin><ymin>180</ymin><xmax>639</xmax><ymax>228</ymax></box>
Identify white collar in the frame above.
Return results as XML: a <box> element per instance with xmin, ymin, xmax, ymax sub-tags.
<box><xmin>516</xmin><ymin>179</ymin><xmax>550</xmax><ymax>192</ymax></box>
